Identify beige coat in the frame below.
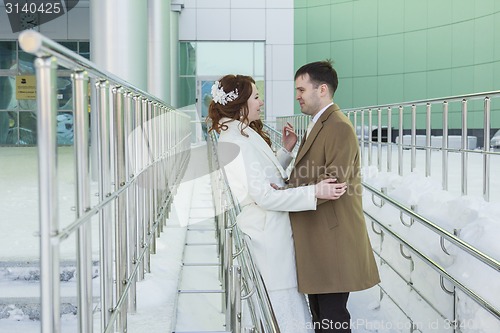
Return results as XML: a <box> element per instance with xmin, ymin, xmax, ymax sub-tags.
<box><xmin>288</xmin><ymin>104</ymin><xmax>380</xmax><ymax>294</ymax></box>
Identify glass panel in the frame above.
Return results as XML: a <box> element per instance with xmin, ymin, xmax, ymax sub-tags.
<box><xmin>178</xmin><ymin>76</ymin><xmax>196</xmax><ymax>108</ymax></box>
<box><xmin>0</xmin><ymin>111</ymin><xmax>13</xmax><ymax>144</ymax></box>
<box><xmin>18</xmin><ymin>111</ymin><xmax>37</xmax><ymax>145</ymax></box>
<box><xmin>0</xmin><ymin>76</ymin><xmax>16</xmax><ymax>110</ymax></box>
<box><xmin>18</xmin><ymin>51</ymin><xmax>36</xmax><ymax>75</ymax></box>
<box><xmin>179</xmin><ymin>42</ymin><xmax>196</xmax><ymax>75</ymax></box>
<box><xmin>56</xmin><ymin>112</ymin><xmax>74</xmax><ymax>145</ymax></box>
<box><xmin>254</xmin><ymin>42</ymin><xmax>265</xmax><ymax>77</ymax></box>
<box><xmin>79</xmin><ymin>42</ymin><xmax>90</xmax><ymax>60</ymax></box>
<box><xmin>0</xmin><ymin>41</ymin><xmax>16</xmax><ymax>70</ymax></box>
<box><xmin>60</xmin><ymin>41</ymin><xmax>78</xmax><ymax>52</ymax></box>
<box><xmin>57</xmin><ymin>76</ymin><xmax>73</xmax><ymax>110</ymax></box>
<box><xmin>197</xmin><ymin>42</ymin><xmax>254</xmax><ymax>76</ymax></box>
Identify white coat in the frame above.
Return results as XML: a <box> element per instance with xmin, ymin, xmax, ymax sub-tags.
<box><xmin>218</xmin><ymin>119</ymin><xmax>317</xmax><ymax>291</ymax></box>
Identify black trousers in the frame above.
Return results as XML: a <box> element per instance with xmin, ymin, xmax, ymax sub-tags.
<box><xmin>308</xmin><ymin>293</ymin><xmax>351</xmax><ymax>333</ymax></box>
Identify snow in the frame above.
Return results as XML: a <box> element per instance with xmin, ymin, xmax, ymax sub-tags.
<box><xmin>0</xmin><ymin>144</ymin><xmax>499</xmax><ymax>332</ymax></box>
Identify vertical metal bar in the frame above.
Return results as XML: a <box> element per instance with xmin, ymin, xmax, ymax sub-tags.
<box><xmin>398</xmin><ymin>106</ymin><xmax>404</xmax><ymax>176</ymax></box>
<box><xmin>360</xmin><ymin>110</ymin><xmax>365</xmax><ymax>167</ymax></box>
<box><xmin>112</xmin><ymin>86</ymin><xmax>128</xmax><ymax>332</ymax></box>
<box><xmin>368</xmin><ymin>109</ymin><xmax>373</xmax><ymax>166</ymax></box>
<box><xmin>231</xmin><ymin>265</ymin><xmax>242</xmax><ymax>333</ymax></box>
<box><xmin>72</xmin><ymin>70</ymin><xmax>93</xmax><ymax>333</ymax></box>
<box><xmin>377</xmin><ymin>108</ymin><xmax>382</xmax><ymax>171</ymax></box>
<box><xmin>148</xmin><ymin>101</ymin><xmax>156</xmax><ymax>257</ymax></box>
<box><xmin>141</xmin><ymin>99</ymin><xmax>150</xmax><ymax>274</ymax></box>
<box><xmin>411</xmin><ymin>105</ymin><xmax>416</xmax><ymax>172</ymax></box>
<box><xmin>442</xmin><ymin>102</ymin><xmax>449</xmax><ymax>191</ymax></box>
<box><xmin>224</xmin><ymin>228</ymin><xmax>233</xmax><ymax>329</ymax></box>
<box><xmin>126</xmin><ymin>93</ymin><xmax>137</xmax><ymax>312</ymax></box>
<box><xmin>483</xmin><ymin>97</ymin><xmax>491</xmax><ymax>201</ymax></box>
<box><xmin>136</xmin><ymin>97</ymin><xmax>145</xmax><ymax>281</ymax></box>
<box><xmin>387</xmin><ymin>107</ymin><xmax>392</xmax><ymax>172</ymax></box>
<box><xmin>96</xmin><ymin>79</ymin><xmax>113</xmax><ymax>331</ymax></box>
<box><xmin>461</xmin><ymin>99</ymin><xmax>468</xmax><ymax>196</ymax></box>
<box><xmin>425</xmin><ymin>103</ymin><xmax>432</xmax><ymax>177</ymax></box>
<box><xmin>35</xmin><ymin>56</ymin><xmax>60</xmax><ymax>333</ymax></box>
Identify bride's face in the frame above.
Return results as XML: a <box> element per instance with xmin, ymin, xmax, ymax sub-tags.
<box><xmin>246</xmin><ymin>83</ymin><xmax>264</xmax><ymax>123</ymax></box>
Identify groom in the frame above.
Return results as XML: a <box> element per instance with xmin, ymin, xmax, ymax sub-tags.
<box><xmin>288</xmin><ymin>60</ymin><xmax>380</xmax><ymax>332</ymax></box>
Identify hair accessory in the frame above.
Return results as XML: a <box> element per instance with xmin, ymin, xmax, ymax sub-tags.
<box><xmin>211</xmin><ymin>81</ymin><xmax>238</xmax><ymax>105</ymax></box>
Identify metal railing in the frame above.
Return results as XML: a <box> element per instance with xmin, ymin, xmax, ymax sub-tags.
<box><xmin>18</xmin><ymin>31</ymin><xmax>191</xmax><ymax>333</ymax></box>
<box><xmin>268</xmin><ymin>98</ymin><xmax>500</xmax><ymax>330</ymax></box>
<box><xmin>207</xmin><ymin>130</ymin><xmax>280</xmax><ymax>333</ymax></box>
<box><xmin>277</xmin><ymin>91</ymin><xmax>500</xmax><ymax>202</ymax></box>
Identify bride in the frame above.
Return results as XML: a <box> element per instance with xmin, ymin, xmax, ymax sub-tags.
<box><xmin>207</xmin><ymin>74</ymin><xmax>346</xmax><ymax>332</ymax></box>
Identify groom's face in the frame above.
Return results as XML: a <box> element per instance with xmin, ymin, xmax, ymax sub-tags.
<box><xmin>295</xmin><ymin>74</ymin><xmax>322</xmax><ymax>117</ymax></box>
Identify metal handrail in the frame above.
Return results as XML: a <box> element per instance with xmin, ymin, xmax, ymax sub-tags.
<box><xmin>366</xmin><ymin>210</ymin><xmax>500</xmax><ymax>321</ymax></box>
<box><xmin>276</xmin><ymin>90</ymin><xmax>499</xmax><ymax>202</ymax></box>
<box><xmin>19</xmin><ymin>31</ymin><xmax>191</xmax><ymax>333</ymax></box>
<box><xmin>207</xmin><ymin>130</ymin><xmax>280</xmax><ymax>333</ymax></box>
<box><xmin>364</xmin><ymin>183</ymin><xmax>500</xmax><ymax>272</ymax></box>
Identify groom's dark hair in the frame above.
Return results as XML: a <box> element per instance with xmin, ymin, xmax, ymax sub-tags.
<box><xmin>295</xmin><ymin>59</ymin><xmax>338</xmax><ymax>98</ymax></box>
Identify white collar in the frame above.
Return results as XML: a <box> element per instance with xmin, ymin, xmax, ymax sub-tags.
<box><xmin>311</xmin><ymin>102</ymin><xmax>334</xmax><ymax>123</ymax></box>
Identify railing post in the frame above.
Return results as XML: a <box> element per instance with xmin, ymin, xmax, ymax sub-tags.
<box><xmin>387</xmin><ymin>107</ymin><xmax>392</xmax><ymax>172</ymax></box>
<box><xmin>377</xmin><ymin>108</ymin><xmax>382</xmax><ymax>171</ymax></box>
<box><xmin>442</xmin><ymin>101</ymin><xmax>449</xmax><ymax>191</ymax></box>
<box><xmin>368</xmin><ymin>109</ymin><xmax>373</xmax><ymax>166</ymax></box>
<box><xmin>142</xmin><ymin>98</ymin><xmax>151</xmax><ymax>273</ymax></box>
<box><xmin>231</xmin><ymin>265</ymin><xmax>242</xmax><ymax>333</ymax></box>
<box><xmin>398</xmin><ymin>106</ymin><xmax>404</xmax><ymax>176</ymax></box>
<box><xmin>411</xmin><ymin>104</ymin><xmax>416</xmax><ymax>172</ymax></box>
<box><xmin>35</xmin><ymin>55</ymin><xmax>60</xmax><ymax>333</ymax></box>
<box><xmin>461</xmin><ymin>99</ymin><xmax>468</xmax><ymax>196</ymax></box>
<box><xmin>72</xmin><ymin>70</ymin><xmax>93</xmax><ymax>333</ymax></box>
<box><xmin>225</xmin><ymin>228</ymin><xmax>234</xmax><ymax>329</ymax></box>
<box><xmin>136</xmin><ymin>96</ymin><xmax>146</xmax><ymax>281</ymax></box>
<box><xmin>360</xmin><ymin>110</ymin><xmax>365</xmax><ymax>167</ymax></box>
<box><xmin>96</xmin><ymin>79</ymin><xmax>114</xmax><ymax>331</ymax></box>
<box><xmin>126</xmin><ymin>93</ymin><xmax>138</xmax><ymax>312</ymax></box>
<box><xmin>425</xmin><ymin>103</ymin><xmax>431</xmax><ymax>177</ymax></box>
<box><xmin>112</xmin><ymin>86</ymin><xmax>128</xmax><ymax>332</ymax></box>
<box><xmin>483</xmin><ymin>97</ymin><xmax>491</xmax><ymax>202</ymax></box>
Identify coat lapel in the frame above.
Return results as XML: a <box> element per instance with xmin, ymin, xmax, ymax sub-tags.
<box><xmin>294</xmin><ymin>104</ymin><xmax>339</xmax><ymax>167</ymax></box>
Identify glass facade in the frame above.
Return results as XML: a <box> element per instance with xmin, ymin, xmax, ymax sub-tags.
<box><xmin>0</xmin><ymin>40</ymin><xmax>89</xmax><ymax>146</ymax></box>
<box><xmin>178</xmin><ymin>41</ymin><xmax>265</xmax><ymax>111</ymax></box>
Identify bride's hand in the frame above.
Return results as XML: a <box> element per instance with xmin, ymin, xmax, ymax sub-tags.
<box><xmin>314</xmin><ymin>178</ymin><xmax>347</xmax><ymax>200</ymax></box>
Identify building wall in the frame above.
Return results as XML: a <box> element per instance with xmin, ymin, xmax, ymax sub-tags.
<box><xmin>178</xmin><ymin>0</ymin><xmax>296</xmax><ymax>121</ymax></box>
<box><xmin>294</xmin><ymin>0</ymin><xmax>500</xmax><ymax>129</ymax></box>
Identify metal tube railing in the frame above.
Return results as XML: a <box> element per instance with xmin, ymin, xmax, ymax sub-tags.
<box><xmin>35</xmin><ymin>55</ymin><xmax>60</xmax><ymax>333</ymax></box>
<box><xmin>19</xmin><ymin>31</ymin><xmax>191</xmax><ymax>333</ymax></box>
<box><xmin>72</xmin><ymin>70</ymin><xmax>93</xmax><ymax>333</ymax></box>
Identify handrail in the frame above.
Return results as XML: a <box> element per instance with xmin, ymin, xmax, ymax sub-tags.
<box><xmin>342</xmin><ymin>90</ymin><xmax>500</xmax><ymax>112</ymax></box>
<box><xmin>363</xmin><ymin>183</ymin><xmax>500</xmax><ymax>272</ymax></box>
<box><xmin>207</xmin><ymin>130</ymin><xmax>280</xmax><ymax>333</ymax></box>
<box><xmin>19</xmin><ymin>32</ymin><xmax>192</xmax><ymax>333</ymax></box>
<box><xmin>365</xmin><ymin>210</ymin><xmax>500</xmax><ymax>320</ymax></box>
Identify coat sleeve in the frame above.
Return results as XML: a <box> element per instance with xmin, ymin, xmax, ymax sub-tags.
<box><xmin>223</xmin><ymin>143</ymin><xmax>317</xmax><ymax>213</ymax></box>
<box><xmin>276</xmin><ymin>147</ymin><xmax>293</xmax><ymax>169</ymax></box>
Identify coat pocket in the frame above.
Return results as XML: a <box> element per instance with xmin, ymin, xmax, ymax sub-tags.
<box><xmin>322</xmin><ymin>202</ymin><xmax>339</xmax><ymax>229</ymax></box>
<box><xmin>236</xmin><ymin>204</ymin><xmax>267</xmax><ymax>238</ymax></box>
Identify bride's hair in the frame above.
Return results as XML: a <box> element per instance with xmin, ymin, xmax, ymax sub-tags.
<box><xmin>207</xmin><ymin>74</ymin><xmax>271</xmax><ymax>147</ymax></box>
